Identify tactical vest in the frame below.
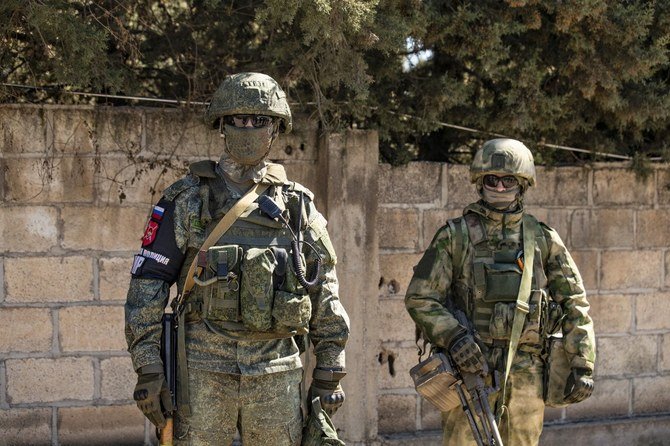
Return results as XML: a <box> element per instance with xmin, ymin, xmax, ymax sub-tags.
<box><xmin>176</xmin><ymin>162</ymin><xmax>322</xmax><ymax>340</ymax></box>
<box><xmin>448</xmin><ymin>212</ymin><xmax>561</xmax><ymax>349</ymax></box>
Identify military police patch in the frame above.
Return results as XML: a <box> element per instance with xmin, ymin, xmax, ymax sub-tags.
<box><xmin>142</xmin><ymin>220</ymin><xmax>160</xmax><ymax>246</ymax></box>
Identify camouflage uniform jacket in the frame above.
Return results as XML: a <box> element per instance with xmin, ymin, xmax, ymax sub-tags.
<box><xmin>125</xmin><ymin>162</ymin><xmax>350</xmax><ymax>375</ymax></box>
<box><xmin>405</xmin><ymin>201</ymin><xmax>595</xmax><ymax>373</ymax></box>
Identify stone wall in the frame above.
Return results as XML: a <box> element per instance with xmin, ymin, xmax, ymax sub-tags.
<box><xmin>2</xmin><ymin>104</ymin><xmax>670</xmax><ymax>445</ymax></box>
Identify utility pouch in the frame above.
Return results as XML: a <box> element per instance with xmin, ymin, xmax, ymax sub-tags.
<box><xmin>272</xmin><ymin>291</ymin><xmax>311</xmax><ymax>334</ymax></box>
<box><xmin>481</xmin><ymin>263</ymin><xmax>522</xmax><ymax>302</ymax></box>
<box><xmin>240</xmin><ymin>247</ymin><xmax>277</xmax><ymax>331</ymax></box>
<box><xmin>543</xmin><ymin>300</ymin><xmax>564</xmax><ymax>337</ymax></box>
<box><xmin>200</xmin><ymin>245</ymin><xmax>242</xmax><ymax>322</ymax></box>
<box><xmin>409</xmin><ymin>353</ymin><xmax>461</xmax><ymax>412</ymax></box>
<box><xmin>489</xmin><ymin>302</ymin><xmax>514</xmax><ymax>339</ymax></box>
<box><xmin>544</xmin><ymin>334</ymin><xmax>572</xmax><ymax>408</ymax></box>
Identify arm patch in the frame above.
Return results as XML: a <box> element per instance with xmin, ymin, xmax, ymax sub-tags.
<box><xmin>131</xmin><ymin>198</ymin><xmax>186</xmax><ymax>284</ymax></box>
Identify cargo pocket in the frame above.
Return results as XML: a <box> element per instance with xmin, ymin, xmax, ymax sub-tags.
<box><xmin>273</xmin><ymin>291</ymin><xmax>311</xmax><ymax>334</ymax></box>
<box><xmin>482</xmin><ymin>263</ymin><xmax>522</xmax><ymax>302</ymax></box>
<box><xmin>240</xmin><ymin>247</ymin><xmax>276</xmax><ymax>331</ymax></box>
<box><xmin>200</xmin><ymin>245</ymin><xmax>242</xmax><ymax>323</ymax></box>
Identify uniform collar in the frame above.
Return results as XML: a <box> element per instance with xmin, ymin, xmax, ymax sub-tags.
<box><xmin>464</xmin><ymin>200</ymin><xmax>524</xmax><ymax>225</ymax></box>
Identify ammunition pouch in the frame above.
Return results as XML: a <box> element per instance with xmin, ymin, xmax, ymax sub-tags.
<box><xmin>543</xmin><ymin>335</ymin><xmax>572</xmax><ymax>407</ymax></box>
<box><xmin>188</xmin><ymin>244</ymin><xmax>311</xmax><ymax>337</ymax></box>
<box><xmin>409</xmin><ymin>352</ymin><xmax>462</xmax><ymax>412</ymax></box>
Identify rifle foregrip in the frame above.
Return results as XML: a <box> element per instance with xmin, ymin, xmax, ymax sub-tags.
<box><xmin>159</xmin><ymin>417</ymin><xmax>174</xmax><ymax>446</ymax></box>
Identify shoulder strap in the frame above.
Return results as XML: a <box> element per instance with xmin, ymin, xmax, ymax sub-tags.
<box><xmin>448</xmin><ymin>217</ymin><xmax>469</xmax><ymax>281</ymax></box>
<box><xmin>498</xmin><ymin>213</ymin><xmax>537</xmax><ymax>420</ymax></box>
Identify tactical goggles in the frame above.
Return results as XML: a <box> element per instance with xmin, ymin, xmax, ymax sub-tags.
<box><xmin>483</xmin><ymin>174</ymin><xmax>519</xmax><ymax>189</ymax></box>
<box><xmin>223</xmin><ymin>114</ymin><xmax>275</xmax><ymax>128</ymax></box>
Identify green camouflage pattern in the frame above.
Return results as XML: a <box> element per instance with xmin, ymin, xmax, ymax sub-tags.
<box><xmin>470</xmin><ymin>138</ymin><xmax>536</xmax><ymax>187</ymax></box>
<box><xmin>173</xmin><ymin>368</ymin><xmax>303</xmax><ymax>445</ymax></box>
<box><xmin>204</xmin><ymin>72</ymin><xmax>293</xmax><ymax>133</ymax></box>
<box><xmin>441</xmin><ymin>350</ymin><xmax>545</xmax><ymax>446</ymax></box>
<box><xmin>125</xmin><ymin>162</ymin><xmax>349</xmax><ymax>375</ymax></box>
<box><xmin>406</xmin><ymin>200</ymin><xmax>595</xmax><ymax>444</ymax></box>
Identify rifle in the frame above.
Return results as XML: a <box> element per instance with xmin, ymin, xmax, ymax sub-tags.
<box><xmin>451</xmin><ymin>309</ymin><xmax>503</xmax><ymax>446</ymax></box>
<box><xmin>411</xmin><ymin>311</ymin><xmax>504</xmax><ymax>446</ymax></box>
<box><xmin>159</xmin><ymin>313</ymin><xmax>177</xmax><ymax>446</ymax></box>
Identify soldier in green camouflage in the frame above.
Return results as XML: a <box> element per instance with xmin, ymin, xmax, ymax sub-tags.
<box><xmin>405</xmin><ymin>139</ymin><xmax>595</xmax><ymax>445</ymax></box>
<box><xmin>125</xmin><ymin>72</ymin><xmax>350</xmax><ymax>445</ymax></box>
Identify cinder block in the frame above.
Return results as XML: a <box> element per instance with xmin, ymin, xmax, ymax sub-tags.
<box><xmin>59</xmin><ymin>305</ymin><xmax>127</xmax><ymax>352</ymax></box>
<box><xmin>571</xmin><ymin>209</ymin><xmax>634</xmax><ymax>248</ymax></box>
<box><xmin>100</xmin><ymin>357</ymin><xmax>136</xmax><ymax>401</ymax></box>
<box><xmin>61</xmin><ymin>206</ymin><xmax>147</xmax><ymax>251</ymax></box>
<box><xmin>0</xmin><ymin>206</ymin><xmax>58</xmax><ymax>252</ymax></box>
<box><xmin>379</xmin><ymin>162</ymin><xmax>442</xmax><ymax>204</ymax></box>
<box><xmin>541</xmin><ymin>414</ymin><xmax>670</xmax><ymax>446</ymax></box>
<box><xmin>588</xmin><ymin>294</ymin><xmax>632</xmax><ymax>335</ymax></box>
<box><xmin>92</xmin><ymin>107</ymin><xmax>143</xmax><ymax>154</ymax></box>
<box><xmin>6</xmin><ymin>358</ymin><xmax>94</xmax><ymax>403</ymax></box>
<box><xmin>378</xmin><ymin>346</ymin><xmax>418</xmax><ymax>390</ymax></box>
<box><xmin>420</xmin><ymin>398</ymin><xmax>442</xmax><ymax>430</ymax></box>
<box><xmin>378</xmin><ymin>394</ymin><xmax>418</xmax><ymax>434</ymax></box>
<box><xmin>379</xmin><ymin>253</ymin><xmax>423</xmax><ymax>298</ymax></box>
<box><xmin>445</xmin><ymin>164</ymin><xmax>478</xmax><ymax>209</ymax></box>
<box><xmin>633</xmin><ymin>375</ymin><xmax>670</xmax><ymax>413</ymax></box>
<box><xmin>525</xmin><ymin>208</ymin><xmax>571</xmax><ymax>247</ymax></box>
<box><xmin>378</xmin><ymin>208</ymin><xmax>420</xmax><ymax>250</ymax></box>
<box><xmin>0</xmin><ymin>408</ymin><xmax>52</xmax><ymax>446</ymax></box>
<box><xmin>0</xmin><ymin>307</ymin><xmax>53</xmax><ymax>353</ymax></box>
<box><xmin>526</xmin><ymin>166</ymin><xmax>589</xmax><ymax>207</ymax></box>
<box><xmin>593</xmin><ymin>167</ymin><xmax>654</xmax><ymax>206</ymax></box>
<box><xmin>145</xmin><ymin>108</ymin><xmax>217</xmax><ymax>158</ymax></box>
<box><xmin>94</xmin><ymin>157</ymin><xmax>187</xmax><ymax>205</ymax></box>
<box><xmin>600</xmin><ymin>250</ymin><xmax>662</xmax><ymax>290</ymax></box>
<box><xmin>636</xmin><ymin>292</ymin><xmax>670</xmax><ymax>331</ymax></box>
<box><xmin>543</xmin><ymin>406</ymin><xmax>564</xmax><ymax>423</ymax></box>
<box><xmin>569</xmin><ymin>250</ymin><xmax>598</xmax><ymax>292</ymax></box>
<box><xmin>421</xmin><ymin>209</ymin><xmax>462</xmax><ymax>251</ymax></box>
<box><xmin>661</xmin><ymin>334</ymin><xmax>670</xmax><ymax>371</ymax></box>
<box><xmin>658</xmin><ymin>167</ymin><xmax>670</xmax><ymax>205</ymax></box>
<box><xmin>637</xmin><ymin>209</ymin><xmax>670</xmax><ymax>248</ymax></box>
<box><xmin>99</xmin><ymin>257</ymin><xmax>132</xmax><ymax>301</ymax></box>
<box><xmin>565</xmin><ymin>377</ymin><xmax>630</xmax><ymax>420</ymax></box>
<box><xmin>51</xmin><ymin>108</ymin><xmax>96</xmax><ymax>153</ymax></box>
<box><xmin>4</xmin><ymin>157</ymin><xmax>95</xmax><ymax>203</ymax></box>
<box><xmin>0</xmin><ymin>105</ymin><xmax>48</xmax><ymax>154</ymax></box>
<box><xmin>379</xmin><ymin>298</ymin><xmax>415</xmax><ymax>344</ymax></box>
<box><xmin>596</xmin><ymin>335</ymin><xmax>657</xmax><ymax>377</ymax></box>
<box><xmin>5</xmin><ymin>256</ymin><xmax>93</xmax><ymax>303</ymax></box>
<box><xmin>57</xmin><ymin>405</ymin><xmax>145</xmax><ymax>445</ymax></box>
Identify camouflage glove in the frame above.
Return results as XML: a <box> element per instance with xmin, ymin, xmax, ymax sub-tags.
<box><xmin>309</xmin><ymin>368</ymin><xmax>347</xmax><ymax>416</ymax></box>
<box><xmin>133</xmin><ymin>363</ymin><xmax>172</xmax><ymax>428</ymax></box>
<box><xmin>449</xmin><ymin>333</ymin><xmax>488</xmax><ymax>375</ymax></box>
<box><xmin>564</xmin><ymin>368</ymin><xmax>594</xmax><ymax>404</ymax></box>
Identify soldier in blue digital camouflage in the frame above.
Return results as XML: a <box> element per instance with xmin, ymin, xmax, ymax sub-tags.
<box><xmin>125</xmin><ymin>72</ymin><xmax>350</xmax><ymax>445</ymax></box>
<box><xmin>405</xmin><ymin>139</ymin><xmax>596</xmax><ymax>445</ymax></box>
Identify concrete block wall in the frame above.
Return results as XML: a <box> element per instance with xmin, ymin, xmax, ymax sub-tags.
<box><xmin>376</xmin><ymin>162</ymin><xmax>670</xmax><ymax>443</ymax></box>
<box><xmin>3</xmin><ymin>103</ymin><xmax>670</xmax><ymax>444</ymax></box>
<box><xmin>0</xmin><ymin>104</ymin><xmax>320</xmax><ymax>445</ymax></box>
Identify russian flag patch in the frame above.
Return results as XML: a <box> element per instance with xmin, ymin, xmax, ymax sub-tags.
<box><xmin>151</xmin><ymin>205</ymin><xmax>165</xmax><ymax>221</ymax></box>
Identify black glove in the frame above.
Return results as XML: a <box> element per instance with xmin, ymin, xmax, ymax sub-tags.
<box><xmin>564</xmin><ymin>368</ymin><xmax>594</xmax><ymax>404</ymax></box>
<box><xmin>133</xmin><ymin>364</ymin><xmax>172</xmax><ymax>428</ymax></box>
<box><xmin>449</xmin><ymin>333</ymin><xmax>488</xmax><ymax>375</ymax></box>
<box><xmin>309</xmin><ymin>368</ymin><xmax>346</xmax><ymax>416</ymax></box>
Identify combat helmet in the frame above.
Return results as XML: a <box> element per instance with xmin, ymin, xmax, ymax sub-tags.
<box><xmin>470</xmin><ymin>138</ymin><xmax>536</xmax><ymax>189</ymax></box>
<box><xmin>204</xmin><ymin>72</ymin><xmax>292</xmax><ymax>133</ymax></box>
